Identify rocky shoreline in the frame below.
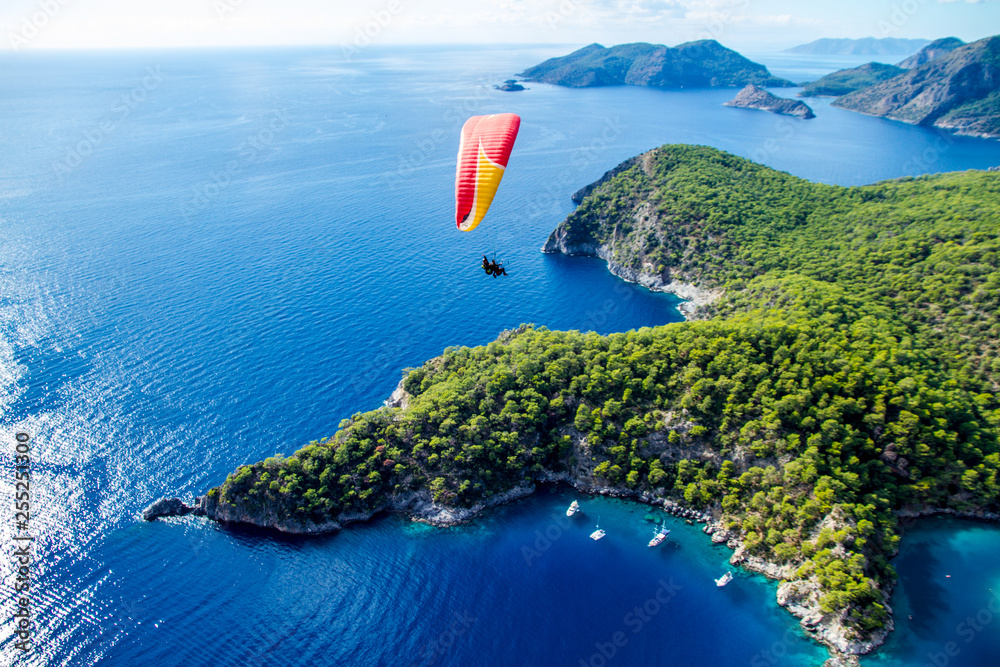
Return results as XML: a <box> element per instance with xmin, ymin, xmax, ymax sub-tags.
<box><xmin>706</xmin><ymin>511</ymin><xmax>887</xmax><ymax>667</ymax></box>
<box><xmin>143</xmin><ymin>474</ymin><xmax>869</xmax><ymax>665</ymax></box>
<box><xmin>931</xmin><ymin>117</ymin><xmax>1000</xmax><ymax>140</ymax></box>
<box><xmin>143</xmin><ymin>430</ymin><xmax>1000</xmax><ymax>667</ymax></box>
<box><xmin>831</xmin><ymin>104</ymin><xmax>1000</xmax><ymax>140</ymax></box>
<box><xmin>540</xmin><ymin>233</ymin><xmax>721</xmax><ymax>320</ymax></box>
<box><xmin>896</xmin><ymin>504</ymin><xmax>1000</xmax><ymax>524</ymax></box>
<box><xmin>142</xmin><ymin>483</ymin><xmax>539</xmax><ymax>533</ymax></box>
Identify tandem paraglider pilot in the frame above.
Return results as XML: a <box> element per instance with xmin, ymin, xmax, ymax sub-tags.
<box><xmin>482</xmin><ymin>255</ymin><xmax>508</xmax><ymax>277</ymax></box>
<box><xmin>454</xmin><ymin>113</ymin><xmax>520</xmax><ymax>277</ymax></box>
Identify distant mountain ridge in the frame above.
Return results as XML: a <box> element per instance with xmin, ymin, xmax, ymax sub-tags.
<box><xmin>834</xmin><ymin>35</ymin><xmax>1000</xmax><ymax>138</ymax></box>
<box><xmin>785</xmin><ymin>37</ymin><xmax>930</xmax><ymax>56</ymax></box>
<box><xmin>518</xmin><ymin>41</ymin><xmax>794</xmax><ymax>89</ymax></box>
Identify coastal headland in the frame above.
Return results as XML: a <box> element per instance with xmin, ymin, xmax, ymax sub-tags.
<box><xmin>147</xmin><ymin>145</ymin><xmax>1000</xmax><ymax>665</ymax></box>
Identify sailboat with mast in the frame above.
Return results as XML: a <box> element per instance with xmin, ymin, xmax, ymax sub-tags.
<box><xmin>648</xmin><ymin>523</ymin><xmax>670</xmax><ymax>547</ymax></box>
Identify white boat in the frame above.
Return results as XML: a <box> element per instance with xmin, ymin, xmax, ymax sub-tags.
<box><xmin>566</xmin><ymin>500</ymin><xmax>580</xmax><ymax>517</ymax></box>
<box><xmin>715</xmin><ymin>572</ymin><xmax>734</xmax><ymax>587</ymax></box>
<box><xmin>590</xmin><ymin>516</ymin><xmax>605</xmax><ymax>540</ymax></box>
<box><xmin>648</xmin><ymin>524</ymin><xmax>670</xmax><ymax>547</ymax></box>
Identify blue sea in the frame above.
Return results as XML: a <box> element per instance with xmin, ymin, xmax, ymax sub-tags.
<box><xmin>1</xmin><ymin>44</ymin><xmax>999</xmax><ymax>666</ymax></box>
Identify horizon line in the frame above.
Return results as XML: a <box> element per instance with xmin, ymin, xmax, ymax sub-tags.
<box><xmin>0</xmin><ymin>37</ymin><xmax>919</xmax><ymax>55</ymax></box>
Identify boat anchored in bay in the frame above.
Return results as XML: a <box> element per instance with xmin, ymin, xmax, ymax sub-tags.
<box><xmin>590</xmin><ymin>516</ymin><xmax>606</xmax><ymax>541</ymax></box>
<box><xmin>715</xmin><ymin>572</ymin><xmax>734</xmax><ymax>587</ymax></box>
<box><xmin>648</xmin><ymin>524</ymin><xmax>670</xmax><ymax>547</ymax></box>
<box><xmin>566</xmin><ymin>500</ymin><xmax>580</xmax><ymax>517</ymax></box>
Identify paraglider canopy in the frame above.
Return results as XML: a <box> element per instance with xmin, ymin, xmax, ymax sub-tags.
<box><xmin>454</xmin><ymin>113</ymin><xmax>521</xmax><ymax>232</ymax></box>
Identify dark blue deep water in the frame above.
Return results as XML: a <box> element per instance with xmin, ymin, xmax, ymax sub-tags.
<box><xmin>1</xmin><ymin>45</ymin><xmax>998</xmax><ymax>666</ymax></box>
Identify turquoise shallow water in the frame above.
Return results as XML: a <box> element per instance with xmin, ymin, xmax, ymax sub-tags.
<box><xmin>862</xmin><ymin>517</ymin><xmax>1000</xmax><ymax>667</ymax></box>
<box><xmin>0</xmin><ymin>44</ymin><xmax>999</xmax><ymax>666</ymax></box>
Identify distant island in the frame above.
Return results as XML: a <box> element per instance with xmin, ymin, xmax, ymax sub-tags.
<box><xmin>896</xmin><ymin>37</ymin><xmax>964</xmax><ymax>69</ymax></box>
<box><xmin>147</xmin><ymin>144</ymin><xmax>1000</xmax><ymax>667</ymax></box>
<box><xmin>799</xmin><ymin>62</ymin><xmax>906</xmax><ymax>97</ymax></box>
<box><xmin>517</xmin><ymin>41</ymin><xmax>794</xmax><ymax>89</ymax></box>
<box><xmin>834</xmin><ymin>35</ymin><xmax>1000</xmax><ymax>138</ymax></box>
<box><xmin>495</xmin><ymin>79</ymin><xmax>526</xmax><ymax>92</ymax></box>
<box><xmin>725</xmin><ymin>84</ymin><xmax>815</xmax><ymax>118</ymax></box>
<box><xmin>784</xmin><ymin>37</ymin><xmax>929</xmax><ymax>56</ymax></box>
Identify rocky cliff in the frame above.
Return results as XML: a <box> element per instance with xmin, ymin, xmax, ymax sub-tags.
<box><xmin>543</xmin><ymin>147</ymin><xmax>734</xmax><ymax>318</ymax></box>
<box><xmin>834</xmin><ymin>35</ymin><xmax>1000</xmax><ymax>138</ymax></box>
<box><xmin>540</xmin><ymin>218</ymin><xmax>720</xmax><ymax>319</ymax></box>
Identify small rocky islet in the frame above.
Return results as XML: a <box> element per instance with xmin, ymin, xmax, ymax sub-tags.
<box><xmin>494</xmin><ymin>79</ymin><xmax>526</xmax><ymax>92</ymax></box>
<box><xmin>724</xmin><ymin>84</ymin><xmax>816</xmax><ymax>119</ymax></box>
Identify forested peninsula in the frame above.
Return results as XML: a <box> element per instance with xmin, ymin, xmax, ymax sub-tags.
<box><xmin>799</xmin><ymin>63</ymin><xmax>906</xmax><ymax>98</ymax></box>
<box><xmin>147</xmin><ymin>146</ymin><xmax>1000</xmax><ymax>665</ymax></box>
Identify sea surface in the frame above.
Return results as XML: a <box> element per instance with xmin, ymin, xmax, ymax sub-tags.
<box><xmin>0</xmin><ymin>44</ymin><xmax>998</xmax><ymax>666</ymax></box>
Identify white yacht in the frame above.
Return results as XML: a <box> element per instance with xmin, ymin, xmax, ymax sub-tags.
<box><xmin>715</xmin><ymin>572</ymin><xmax>734</xmax><ymax>587</ymax></box>
<box><xmin>590</xmin><ymin>516</ymin><xmax>605</xmax><ymax>540</ymax></box>
<box><xmin>566</xmin><ymin>500</ymin><xmax>580</xmax><ymax>517</ymax></box>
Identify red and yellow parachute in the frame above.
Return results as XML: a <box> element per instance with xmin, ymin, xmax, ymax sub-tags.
<box><xmin>454</xmin><ymin>113</ymin><xmax>521</xmax><ymax>232</ymax></box>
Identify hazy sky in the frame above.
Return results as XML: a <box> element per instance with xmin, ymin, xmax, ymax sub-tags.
<box><xmin>2</xmin><ymin>0</ymin><xmax>998</xmax><ymax>52</ymax></box>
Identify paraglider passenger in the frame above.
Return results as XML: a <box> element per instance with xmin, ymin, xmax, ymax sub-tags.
<box><xmin>482</xmin><ymin>255</ymin><xmax>508</xmax><ymax>277</ymax></box>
